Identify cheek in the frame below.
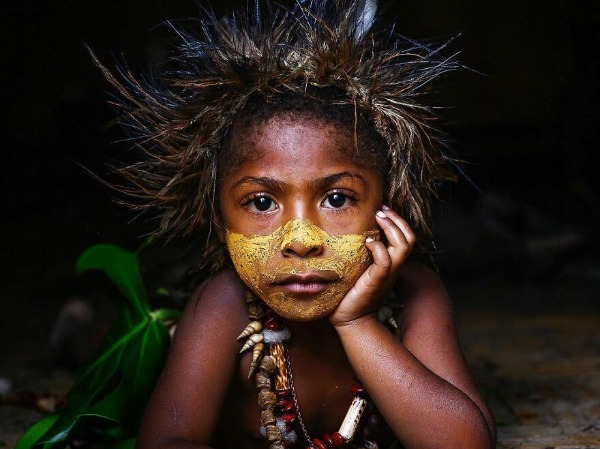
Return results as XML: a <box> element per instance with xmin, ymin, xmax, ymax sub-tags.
<box><xmin>224</xmin><ymin>231</ymin><xmax>275</xmax><ymax>296</ymax></box>
<box><xmin>324</xmin><ymin>229</ymin><xmax>379</xmax><ymax>285</ymax></box>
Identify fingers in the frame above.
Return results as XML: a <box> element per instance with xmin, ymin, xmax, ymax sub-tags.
<box><xmin>331</xmin><ymin>208</ymin><xmax>415</xmax><ymax>325</ymax></box>
<box><xmin>364</xmin><ymin>235</ymin><xmax>393</xmax><ymax>277</ymax></box>
<box><xmin>353</xmin><ymin>241</ymin><xmax>388</xmax><ymax>298</ymax></box>
<box><xmin>381</xmin><ymin>205</ymin><xmax>416</xmax><ymax>242</ymax></box>
<box><xmin>375</xmin><ymin>206</ymin><xmax>416</xmax><ymax>265</ymax></box>
<box><xmin>360</xmin><ymin>207</ymin><xmax>414</xmax><ymax>293</ymax></box>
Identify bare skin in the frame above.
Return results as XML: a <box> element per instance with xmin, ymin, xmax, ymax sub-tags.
<box><xmin>136</xmin><ymin>116</ymin><xmax>496</xmax><ymax>449</ymax></box>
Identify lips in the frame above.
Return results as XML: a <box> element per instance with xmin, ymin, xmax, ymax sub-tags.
<box><xmin>272</xmin><ymin>271</ymin><xmax>339</xmax><ymax>295</ymax></box>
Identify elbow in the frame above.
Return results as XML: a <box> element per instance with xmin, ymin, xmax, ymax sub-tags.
<box><xmin>451</xmin><ymin>387</ymin><xmax>496</xmax><ymax>449</ymax></box>
<box><xmin>423</xmin><ymin>408</ymin><xmax>496</xmax><ymax>449</ymax></box>
<box><xmin>400</xmin><ymin>417</ymin><xmax>496</xmax><ymax>449</ymax></box>
<box><xmin>452</xmin><ymin>410</ymin><xmax>496</xmax><ymax>449</ymax></box>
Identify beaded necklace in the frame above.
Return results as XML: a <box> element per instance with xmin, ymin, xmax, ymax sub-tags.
<box><xmin>238</xmin><ymin>291</ymin><xmax>397</xmax><ymax>449</ymax></box>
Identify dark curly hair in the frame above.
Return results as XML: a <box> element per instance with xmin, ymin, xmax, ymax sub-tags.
<box><xmin>94</xmin><ymin>0</ymin><xmax>458</xmax><ymax>272</ymax></box>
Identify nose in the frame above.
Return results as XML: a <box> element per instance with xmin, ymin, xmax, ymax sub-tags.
<box><xmin>280</xmin><ymin>219</ymin><xmax>325</xmax><ymax>258</ymax></box>
<box><xmin>282</xmin><ymin>240</ymin><xmax>323</xmax><ymax>258</ymax></box>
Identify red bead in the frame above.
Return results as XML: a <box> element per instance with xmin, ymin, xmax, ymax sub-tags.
<box><xmin>350</xmin><ymin>383</ymin><xmax>366</xmax><ymax>395</ymax></box>
<box><xmin>276</xmin><ymin>389</ymin><xmax>291</xmax><ymax>399</ymax></box>
<box><xmin>281</xmin><ymin>412</ymin><xmax>297</xmax><ymax>422</ymax></box>
<box><xmin>278</xmin><ymin>399</ymin><xmax>294</xmax><ymax>412</ymax></box>
<box><xmin>312</xmin><ymin>438</ymin><xmax>327</xmax><ymax>449</ymax></box>
<box><xmin>323</xmin><ymin>433</ymin><xmax>336</xmax><ymax>448</ymax></box>
<box><xmin>264</xmin><ymin>316</ymin><xmax>280</xmax><ymax>330</ymax></box>
<box><xmin>332</xmin><ymin>432</ymin><xmax>345</xmax><ymax>447</ymax></box>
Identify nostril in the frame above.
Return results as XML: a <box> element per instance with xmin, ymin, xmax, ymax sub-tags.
<box><xmin>304</xmin><ymin>245</ymin><xmax>323</xmax><ymax>257</ymax></box>
<box><xmin>279</xmin><ymin>219</ymin><xmax>326</xmax><ymax>257</ymax></box>
<box><xmin>281</xmin><ymin>240</ymin><xmax>323</xmax><ymax>258</ymax></box>
<box><xmin>282</xmin><ymin>246</ymin><xmax>295</xmax><ymax>256</ymax></box>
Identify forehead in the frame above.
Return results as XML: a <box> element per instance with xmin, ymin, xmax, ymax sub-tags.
<box><xmin>227</xmin><ymin>114</ymin><xmax>360</xmax><ymax>168</ymax></box>
<box><xmin>245</xmin><ymin>115</ymin><xmax>351</xmax><ymax>156</ymax></box>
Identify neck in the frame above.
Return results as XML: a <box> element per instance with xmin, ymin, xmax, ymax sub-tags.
<box><xmin>284</xmin><ymin>317</ymin><xmax>347</xmax><ymax>361</ymax></box>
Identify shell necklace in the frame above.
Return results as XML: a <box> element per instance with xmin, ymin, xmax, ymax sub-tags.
<box><xmin>238</xmin><ymin>291</ymin><xmax>393</xmax><ymax>449</ymax></box>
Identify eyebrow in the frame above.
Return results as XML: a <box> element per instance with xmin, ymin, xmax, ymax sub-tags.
<box><xmin>231</xmin><ymin>176</ymin><xmax>288</xmax><ymax>192</ymax></box>
<box><xmin>308</xmin><ymin>172</ymin><xmax>367</xmax><ymax>190</ymax></box>
<box><xmin>231</xmin><ymin>172</ymin><xmax>367</xmax><ymax>192</ymax></box>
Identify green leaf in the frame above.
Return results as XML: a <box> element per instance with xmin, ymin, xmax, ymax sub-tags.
<box><xmin>35</xmin><ymin>313</ymin><xmax>172</xmax><ymax>446</ymax></box>
<box><xmin>19</xmin><ymin>243</ymin><xmax>179</xmax><ymax>449</ymax></box>
<box><xmin>74</xmin><ymin>319</ymin><xmax>148</xmax><ymax>391</ymax></box>
<box><xmin>151</xmin><ymin>308</ymin><xmax>182</xmax><ymax>322</ymax></box>
<box><xmin>86</xmin><ymin>320</ymin><xmax>170</xmax><ymax>429</ymax></box>
<box><xmin>121</xmin><ymin>320</ymin><xmax>170</xmax><ymax>428</ymax></box>
<box><xmin>14</xmin><ymin>414</ymin><xmax>59</xmax><ymax>449</ymax></box>
<box><xmin>76</xmin><ymin>244</ymin><xmax>150</xmax><ymax>320</ymax></box>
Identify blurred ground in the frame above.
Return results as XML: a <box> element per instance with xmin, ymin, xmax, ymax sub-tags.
<box><xmin>455</xmin><ymin>279</ymin><xmax>600</xmax><ymax>448</ymax></box>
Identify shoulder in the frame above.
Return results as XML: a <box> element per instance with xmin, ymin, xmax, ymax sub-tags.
<box><xmin>393</xmin><ymin>262</ymin><xmax>468</xmax><ymax>390</ymax></box>
<box><xmin>395</xmin><ymin>262</ymin><xmax>452</xmax><ymax>311</ymax></box>
<box><xmin>393</xmin><ymin>263</ymin><xmax>497</xmax><ymax>439</ymax></box>
<box><xmin>136</xmin><ymin>268</ymin><xmax>250</xmax><ymax>444</ymax></box>
<box><xmin>175</xmin><ymin>268</ymin><xmax>249</xmax><ymax>345</ymax></box>
<box><xmin>392</xmin><ymin>261</ymin><xmax>457</xmax><ymax>347</ymax></box>
<box><xmin>188</xmin><ymin>267</ymin><xmax>248</xmax><ymax>311</ymax></box>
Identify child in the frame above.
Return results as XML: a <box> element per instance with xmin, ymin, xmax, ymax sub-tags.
<box><xmin>104</xmin><ymin>1</ymin><xmax>496</xmax><ymax>447</ymax></box>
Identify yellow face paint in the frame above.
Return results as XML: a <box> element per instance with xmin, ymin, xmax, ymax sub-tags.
<box><xmin>225</xmin><ymin>219</ymin><xmax>379</xmax><ymax>321</ymax></box>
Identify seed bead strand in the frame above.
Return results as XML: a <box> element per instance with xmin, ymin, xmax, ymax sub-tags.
<box><xmin>239</xmin><ymin>293</ymin><xmax>286</xmax><ymax>449</ymax></box>
<box><xmin>239</xmin><ymin>292</ymin><xmax>385</xmax><ymax>449</ymax></box>
<box><xmin>264</xmin><ymin>312</ymin><xmax>298</xmax><ymax>447</ymax></box>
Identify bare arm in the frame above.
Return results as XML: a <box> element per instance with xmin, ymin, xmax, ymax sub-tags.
<box><xmin>335</xmin><ymin>263</ymin><xmax>495</xmax><ymax>449</ymax></box>
<box><xmin>329</xmin><ymin>208</ymin><xmax>495</xmax><ymax>449</ymax></box>
<box><xmin>135</xmin><ymin>269</ymin><xmax>248</xmax><ymax>449</ymax></box>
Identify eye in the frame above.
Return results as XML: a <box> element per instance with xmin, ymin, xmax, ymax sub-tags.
<box><xmin>253</xmin><ymin>196</ymin><xmax>274</xmax><ymax>212</ymax></box>
<box><xmin>243</xmin><ymin>194</ymin><xmax>277</xmax><ymax>213</ymax></box>
<box><xmin>322</xmin><ymin>190</ymin><xmax>356</xmax><ymax>209</ymax></box>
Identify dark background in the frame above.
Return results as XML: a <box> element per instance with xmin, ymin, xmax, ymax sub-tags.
<box><xmin>2</xmin><ymin>0</ymin><xmax>599</xmax><ymax>361</ymax></box>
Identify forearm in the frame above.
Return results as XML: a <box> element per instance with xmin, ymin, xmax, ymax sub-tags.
<box><xmin>335</xmin><ymin>314</ymin><xmax>494</xmax><ymax>449</ymax></box>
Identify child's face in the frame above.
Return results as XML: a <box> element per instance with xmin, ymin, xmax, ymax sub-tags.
<box><xmin>218</xmin><ymin>115</ymin><xmax>383</xmax><ymax>321</ymax></box>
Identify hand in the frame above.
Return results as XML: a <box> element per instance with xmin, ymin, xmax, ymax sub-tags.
<box><xmin>328</xmin><ymin>206</ymin><xmax>416</xmax><ymax>327</ymax></box>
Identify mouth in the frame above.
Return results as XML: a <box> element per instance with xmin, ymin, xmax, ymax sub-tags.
<box><xmin>272</xmin><ymin>271</ymin><xmax>339</xmax><ymax>295</ymax></box>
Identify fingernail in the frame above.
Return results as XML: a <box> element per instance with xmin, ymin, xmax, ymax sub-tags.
<box><xmin>366</xmin><ymin>237</ymin><xmax>375</xmax><ymax>243</ymax></box>
<box><xmin>376</xmin><ymin>210</ymin><xmax>386</xmax><ymax>218</ymax></box>
<box><xmin>381</xmin><ymin>205</ymin><xmax>390</xmax><ymax>210</ymax></box>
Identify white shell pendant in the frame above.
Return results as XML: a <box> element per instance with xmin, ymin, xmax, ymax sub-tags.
<box><xmin>248</xmin><ymin>342</ymin><xmax>265</xmax><ymax>379</ymax></box>
<box><xmin>237</xmin><ymin>320</ymin><xmax>263</xmax><ymax>340</ymax></box>
<box><xmin>240</xmin><ymin>332</ymin><xmax>264</xmax><ymax>353</ymax></box>
<box><xmin>338</xmin><ymin>396</ymin><xmax>368</xmax><ymax>442</ymax></box>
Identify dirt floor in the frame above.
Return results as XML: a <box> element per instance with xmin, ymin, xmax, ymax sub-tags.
<box><xmin>461</xmin><ymin>312</ymin><xmax>600</xmax><ymax>448</ymax></box>
<box><xmin>454</xmin><ymin>278</ymin><xmax>600</xmax><ymax>449</ymax></box>
<box><xmin>2</xmin><ymin>274</ymin><xmax>599</xmax><ymax>449</ymax></box>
